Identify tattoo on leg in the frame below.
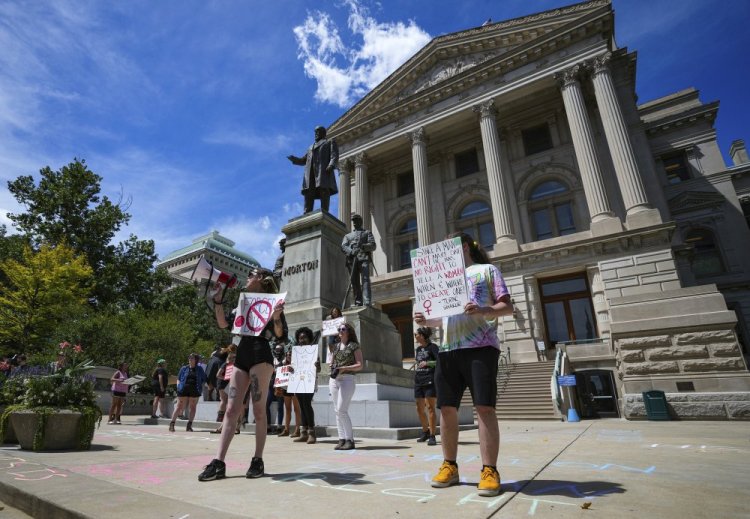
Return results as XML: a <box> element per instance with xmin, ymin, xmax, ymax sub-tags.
<box><xmin>250</xmin><ymin>374</ymin><xmax>261</xmax><ymax>403</ymax></box>
<box><xmin>228</xmin><ymin>387</ymin><xmax>237</xmax><ymax>400</ymax></box>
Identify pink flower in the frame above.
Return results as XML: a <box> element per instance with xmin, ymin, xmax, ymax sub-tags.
<box><xmin>59</xmin><ymin>341</ymin><xmax>70</xmax><ymax>349</ymax></box>
<box><xmin>74</xmin><ymin>344</ymin><xmax>83</xmax><ymax>353</ymax></box>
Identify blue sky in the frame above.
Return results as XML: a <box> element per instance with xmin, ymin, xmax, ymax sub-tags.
<box><xmin>1</xmin><ymin>0</ymin><xmax>748</xmax><ymax>268</ymax></box>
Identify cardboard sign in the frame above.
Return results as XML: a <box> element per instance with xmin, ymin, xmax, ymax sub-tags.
<box><xmin>322</xmin><ymin>317</ymin><xmax>345</xmax><ymax>337</ymax></box>
<box><xmin>122</xmin><ymin>375</ymin><xmax>145</xmax><ymax>386</ymax></box>
<box><xmin>410</xmin><ymin>237</ymin><xmax>469</xmax><ymax>319</ymax></box>
<box><xmin>287</xmin><ymin>345</ymin><xmax>319</xmax><ymax>394</ymax></box>
<box><xmin>274</xmin><ymin>364</ymin><xmax>292</xmax><ymax>388</ymax></box>
<box><xmin>231</xmin><ymin>292</ymin><xmax>287</xmax><ymax>336</ymax></box>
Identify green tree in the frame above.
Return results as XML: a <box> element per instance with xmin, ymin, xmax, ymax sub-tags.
<box><xmin>0</xmin><ymin>243</ymin><xmax>93</xmax><ymax>352</ymax></box>
<box><xmin>7</xmin><ymin>159</ymin><xmax>165</xmax><ymax>308</ymax></box>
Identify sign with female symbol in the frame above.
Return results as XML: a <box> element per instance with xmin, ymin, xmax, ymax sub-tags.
<box><xmin>232</xmin><ymin>292</ymin><xmax>287</xmax><ymax>336</ymax></box>
<box><xmin>410</xmin><ymin>237</ymin><xmax>469</xmax><ymax>319</ymax></box>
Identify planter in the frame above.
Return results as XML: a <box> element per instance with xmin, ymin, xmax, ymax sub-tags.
<box><xmin>9</xmin><ymin>409</ymin><xmax>97</xmax><ymax>451</ymax></box>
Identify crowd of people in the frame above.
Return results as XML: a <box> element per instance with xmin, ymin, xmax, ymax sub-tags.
<box><xmin>4</xmin><ymin>229</ymin><xmax>510</xmax><ymax>498</ymax></box>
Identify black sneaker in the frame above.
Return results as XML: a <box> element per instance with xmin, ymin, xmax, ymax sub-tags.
<box><xmin>246</xmin><ymin>457</ymin><xmax>264</xmax><ymax>478</ymax></box>
<box><xmin>417</xmin><ymin>430</ymin><xmax>430</xmax><ymax>442</ymax></box>
<box><xmin>198</xmin><ymin>459</ymin><xmax>226</xmax><ymax>482</ymax></box>
<box><xmin>427</xmin><ymin>435</ymin><xmax>437</xmax><ymax>446</ymax></box>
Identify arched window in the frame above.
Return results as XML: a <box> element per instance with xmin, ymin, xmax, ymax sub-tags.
<box><xmin>529</xmin><ymin>180</ymin><xmax>576</xmax><ymax>240</ymax></box>
<box><xmin>457</xmin><ymin>201</ymin><xmax>495</xmax><ymax>249</ymax></box>
<box><xmin>686</xmin><ymin>229</ymin><xmax>724</xmax><ymax>277</ymax></box>
<box><xmin>395</xmin><ymin>217</ymin><xmax>418</xmax><ymax>270</ymax></box>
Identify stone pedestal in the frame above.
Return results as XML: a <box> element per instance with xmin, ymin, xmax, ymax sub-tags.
<box><xmin>280</xmin><ymin>211</ymin><xmax>473</xmax><ymax>428</ymax></box>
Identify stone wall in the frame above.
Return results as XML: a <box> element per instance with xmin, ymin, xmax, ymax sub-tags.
<box><xmin>624</xmin><ymin>392</ymin><xmax>750</xmax><ymax>420</ymax></box>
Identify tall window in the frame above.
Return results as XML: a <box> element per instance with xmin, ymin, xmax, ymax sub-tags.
<box><xmin>522</xmin><ymin>123</ymin><xmax>553</xmax><ymax>156</ymax></box>
<box><xmin>457</xmin><ymin>201</ymin><xmax>495</xmax><ymax>249</ymax></box>
<box><xmin>539</xmin><ymin>274</ymin><xmax>597</xmax><ymax>347</ymax></box>
<box><xmin>662</xmin><ymin>151</ymin><xmax>690</xmax><ymax>184</ymax></box>
<box><xmin>397</xmin><ymin>171</ymin><xmax>415</xmax><ymax>197</ymax></box>
<box><xmin>529</xmin><ymin>180</ymin><xmax>576</xmax><ymax>240</ymax></box>
<box><xmin>685</xmin><ymin>229</ymin><xmax>724</xmax><ymax>277</ymax></box>
<box><xmin>455</xmin><ymin>148</ymin><xmax>479</xmax><ymax>178</ymax></box>
<box><xmin>396</xmin><ymin>218</ymin><xmax>418</xmax><ymax>270</ymax></box>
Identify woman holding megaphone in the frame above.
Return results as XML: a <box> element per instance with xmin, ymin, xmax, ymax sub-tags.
<box><xmin>198</xmin><ymin>267</ymin><xmax>287</xmax><ymax>482</ymax></box>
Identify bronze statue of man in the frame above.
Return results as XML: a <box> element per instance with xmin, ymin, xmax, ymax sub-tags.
<box><xmin>287</xmin><ymin>126</ymin><xmax>338</xmax><ymax>214</ymax></box>
<box><xmin>341</xmin><ymin>214</ymin><xmax>376</xmax><ymax>307</ymax></box>
<box><xmin>273</xmin><ymin>238</ymin><xmax>286</xmax><ymax>289</ymax></box>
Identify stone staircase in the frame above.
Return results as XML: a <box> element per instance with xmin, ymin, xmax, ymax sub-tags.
<box><xmin>461</xmin><ymin>360</ymin><xmax>559</xmax><ymax>421</ymax></box>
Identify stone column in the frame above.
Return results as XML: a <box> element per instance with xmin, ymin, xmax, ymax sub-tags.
<box><xmin>407</xmin><ymin>127</ymin><xmax>433</xmax><ymax>246</ymax></box>
<box><xmin>473</xmin><ymin>100</ymin><xmax>519</xmax><ymax>253</ymax></box>
<box><xmin>558</xmin><ymin>64</ymin><xmax>622</xmax><ymax>236</ymax></box>
<box><xmin>524</xmin><ymin>274</ymin><xmax>543</xmax><ymax>342</ymax></box>
<box><xmin>353</xmin><ymin>152</ymin><xmax>370</xmax><ymax>228</ymax></box>
<box><xmin>338</xmin><ymin>159</ymin><xmax>353</xmax><ymax>231</ymax></box>
<box><xmin>589</xmin><ymin>53</ymin><xmax>661</xmax><ymax>228</ymax></box>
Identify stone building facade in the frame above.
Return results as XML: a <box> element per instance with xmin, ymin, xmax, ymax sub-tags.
<box><xmin>157</xmin><ymin>230</ymin><xmax>260</xmax><ymax>286</ymax></box>
<box><xmin>326</xmin><ymin>0</ymin><xmax>750</xmax><ymax>419</ymax></box>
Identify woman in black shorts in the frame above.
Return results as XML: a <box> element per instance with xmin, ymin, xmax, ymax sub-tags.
<box><xmin>169</xmin><ymin>353</ymin><xmax>207</xmax><ymax>432</ymax></box>
<box><xmin>199</xmin><ymin>267</ymin><xmax>287</xmax><ymax>482</ymax></box>
<box><xmin>413</xmin><ymin>327</ymin><xmax>439</xmax><ymax>446</ymax></box>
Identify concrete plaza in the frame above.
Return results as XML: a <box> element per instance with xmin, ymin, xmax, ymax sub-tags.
<box><xmin>0</xmin><ymin>418</ymin><xmax>747</xmax><ymax>518</ymax></box>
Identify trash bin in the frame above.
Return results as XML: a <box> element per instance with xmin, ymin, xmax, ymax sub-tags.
<box><xmin>642</xmin><ymin>390</ymin><xmax>670</xmax><ymax>420</ymax></box>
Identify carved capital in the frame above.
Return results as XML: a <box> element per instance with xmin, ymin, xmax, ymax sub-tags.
<box><xmin>590</xmin><ymin>52</ymin><xmax>612</xmax><ymax>76</ymax></box>
<box><xmin>340</xmin><ymin>158</ymin><xmax>355</xmax><ymax>174</ymax></box>
<box><xmin>354</xmin><ymin>152</ymin><xmax>369</xmax><ymax>168</ymax></box>
<box><xmin>555</xmin><ymin>64</ymin><xmax>581</xmax><ymax>89</ymax></box>
<box><xmin>472</xmin><ymin>99</ymin><xmax>497</xmax><ymax>119</ymax></box>
<box><xmin>407</xmin><ymin>126</ymin><xmax>428</xmax><ymax>146</ymax></box>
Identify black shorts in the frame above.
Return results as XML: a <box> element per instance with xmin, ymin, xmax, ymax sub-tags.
<box><xmin>414</xmin><ymin>385</ymin><xmax>437</xmax><ymax>399</ymax></box>
<box><xmin>112</xmin><ymin>391</ymin><xmax>127</xmax><ymax>398</ymax></box>
<box><xmin>153</xmin><ymin>385</ymin><xmax>166</xmax><ymax>398</ymax></box>
<box><xmin>177</xmin><ymin>387</ymin><xmax>201</xmax><ymax>398</ymax></box>
<box><xmin>435</xmin><ymin>346</ymin><xmax>499</xmax><ymax>409</ymax></box>
<box><xmin>235</xmin><ymin>337</ymin><xmax>273</xmax><ymax>372</ymax></box>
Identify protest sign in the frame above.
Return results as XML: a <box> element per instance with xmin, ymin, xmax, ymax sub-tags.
<box><xmin>322</xmin><ymin>317</ymin><xmax>345</xmax><ymax>337</ymax></box>
<box><xmin>231</xmin><ymin>292</ymin><xmax>287</xmax><ymax>336</ymax></box>
<box><xmin>122</xmin><ymin>375</ymin><xmax>146</xmax><ymax>386</ymax></box>
<box><xmin>274</xmin><ymin>365</ymin><xmax>292</xmax><ymax>388</ymax></box>
<box><xmin>287</xmin><ymin>345</ymin><xmax>319</xmax><ymax>394</ymax></box>
<box><xmin>410</xmin><ymin>237</ymin><xmax>469</xmax><ymax>319</ymax></box>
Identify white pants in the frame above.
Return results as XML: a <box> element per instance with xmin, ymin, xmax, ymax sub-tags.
<box><xmin>329</xmin><ymin>374</ymin><xmax>355</xmax><ymax>440</ymax></box>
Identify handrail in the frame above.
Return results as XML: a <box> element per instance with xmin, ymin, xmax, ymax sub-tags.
<box><xmin>551</xmin><ymin>347</ymin><xmax>564</xmax><ymax>414</ymax></box>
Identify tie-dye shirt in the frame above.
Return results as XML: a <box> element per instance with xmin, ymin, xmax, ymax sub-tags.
<box><xmin>440</xmin><ymin>263</ymin><xmax>509</xmax><ymax>352</ymax></box>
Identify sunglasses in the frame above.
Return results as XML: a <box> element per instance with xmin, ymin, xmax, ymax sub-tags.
<box><xmin>338</xmin><ymin>327</ymin><xmax>349</xmax><ymax>332</ymax></box>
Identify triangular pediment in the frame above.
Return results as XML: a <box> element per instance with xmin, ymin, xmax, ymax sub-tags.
<box><xmin>668</xmin><ymin>190</ymin><xmax>726</xmax><ymax>214</ymax></box>
<box><xmin>330</xmin><ymin>0</ymin><xmax>613</xmax><ymax>142</ymax></box>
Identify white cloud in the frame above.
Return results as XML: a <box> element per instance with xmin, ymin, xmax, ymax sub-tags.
<box><xmin>293</xmin><ymin>0</ymin><xmax>431</xmax><ymax>108</ymax></box>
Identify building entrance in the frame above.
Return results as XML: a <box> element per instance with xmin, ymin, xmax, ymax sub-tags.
<box><xmin>575</xmin><ymin>369</ymin><xmax>619</xmax><ymax>418</ymax></box>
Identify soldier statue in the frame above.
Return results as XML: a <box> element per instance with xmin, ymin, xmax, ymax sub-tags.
<box><xmin>287</xmin><ymin>125</ymin><xmax>339</xmax><ymax>214</ymax></box>
<box><xmin>341</xmin><ymin>214</ymin><xmax>376</xmax><ymax>307</ymax></box>
<box><xmin>273</xmin><ymin>238</ymin><xmax>286</xmax><ymax>289</ymax></box>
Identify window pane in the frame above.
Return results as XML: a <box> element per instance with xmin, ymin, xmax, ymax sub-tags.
<box><xmin>397</xmin><ymin>172</ymin><xmax>414</xmax><ymax>197</ymax></box>
<box><xmin>479</xmin><ymin>222</ymin><xmax>495</xmax><ymax>248</ymax></box>
<box><xmin>556</xmin><ymin>203</ymin><xmax>576</xmax><ymax>235</ymax></box>
<box><xmin>522</xmin><ymin>124</ymin><xmax>553</xmax><ymax>156</ymax></box>
<box><xmin>541</xmin><ymin>277</ymin><xmax>587</xmax><ymax>297</ymax></box>
<box><xmin>543</xmin><ymin>302</ymin><xmax>570</xmax><ymax>344</ymax></box>
<box><xmin>399</xmin><ymin>218</ymin><xmax>417</xmax><ymax>234</ymax></box>
<box><xmin>460</xmin><ymin>227</ymin><xmax>476</xmax><ymax>241</ymax></box>
<box><xmin>662</xmin><ymin>152</ymin><xmax>690</xmax><ymax>184</ymax></box>
<box><xmin>532</xmin><ymin>209</ymin><xmax>553</xmax><ymax>240</ymax></box>
<box><xmin>399</xmin><ymin>243</ymin><xmax>412</xmax><ymax>270</ymax></box>
<box><xmin>530</xmin><ymin>181</ymin><xmax>567</xmax><ymax>201</ymax></box>
<box><xmin>455</xmin><ymin>149</ymin><xmax>479</xmax><ymax>178</ymax></box>
<box><xmin>570</xmin><ymin>298</ymin><xmax>596</xmax><ymax>341</ymax></box>
<box><xmin>460</xmin><ymin>201</ymin><xmax>490</xmax><ymax>219</ymax></box>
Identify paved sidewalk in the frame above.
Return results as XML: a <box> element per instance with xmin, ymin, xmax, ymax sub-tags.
<box><xmin>0</xmin><ymin>418</ymin><xmax>748</xmax><ymax>518</ymax></box>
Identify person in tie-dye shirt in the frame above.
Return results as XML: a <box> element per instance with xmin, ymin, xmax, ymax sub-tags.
<box><xmin>414</xmin><ymin>233</ymin><xmax>512</xmax><ymax>498</ymax></box>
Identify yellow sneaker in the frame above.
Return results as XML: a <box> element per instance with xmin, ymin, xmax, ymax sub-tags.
<box><xmin>477</xmin><ymin>466</ymin><xmax>501</xmax><ymax>496</ymax></box>
<box><xmin>431</xmin><ymin>461</ymin><xmax>459</xmax><ymax>488</ymax></box>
